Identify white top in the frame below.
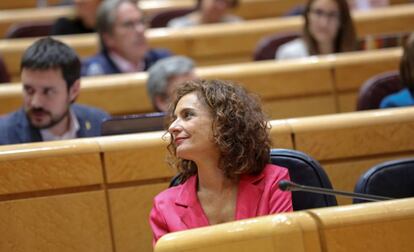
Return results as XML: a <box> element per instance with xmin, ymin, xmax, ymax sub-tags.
<box><xmin>40</xmin><ymin>109</ymin><xmax>80</xmax><ymax>141</ymax></box>
<box><xmin>167</xmin><ymin>13</ymin><xmax>242</xmax><ymax>28</ymax></box>
<box><xmin>275</xmin><ymin>38</ymin><xmax>309</xmax><ymax>60</ymax></box>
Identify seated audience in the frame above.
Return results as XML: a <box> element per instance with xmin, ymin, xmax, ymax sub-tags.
<box><xmin>0</xmin><ymin>37</ymin><xmax>109</xmax><ymax>145</ymax></box>
<box><xmin>167</xmin><ymin>0</ymin><xmax>242</xmax><ymax>28</ymax></box>
<box><xmin>147</xmin><ymin>56</ymin><xmax>197</xmax><ymax>112</ymax></box>
<box><xmin>149</xmin><ymin>79</ymin><xmax>293</xmax><ymax>244</ymax></box>
<box><xmin>276</xmin><ymin>0</ymin><xmax>357</xmax><ymax>59</ymax></box>
<box><xmin>380</xmin><ymin>33</ymin><xmax>414</xmax><ymax>108</ymax></box>
<box><xmin>50</xmin><ymin>0</ymin><xmax>101</xmax><ymax>35</ymax></box>
<box><xmin>82</xmin><ymin>0</ymin><xmax>171</xmax><ymax>76</ymax></box>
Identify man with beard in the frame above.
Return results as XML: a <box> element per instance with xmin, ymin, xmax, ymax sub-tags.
<box><xmin>81</xmin><ymin>0</ymin><xmax>171</xmax><ymax>76</ymax></box>
<box><xmin>0</xmin><ymin>37</ymin><xmax>109</xmax><ymax>145</ymax></box>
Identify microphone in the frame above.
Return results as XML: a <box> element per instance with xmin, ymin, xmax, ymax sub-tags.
<box><xmin>278</xmin><ymin>180</ymin><xmax>393</xmax><ymax>202</ymax></box>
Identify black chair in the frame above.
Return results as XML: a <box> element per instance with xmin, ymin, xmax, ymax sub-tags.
<box><xmin>170</xmin><ymin>148</ymin><xmax>337</xmax><ymax>211</ymax></box>
<box><xmin>253</xmin><ymin>32</ymin><xmax>300</xmax><ymax>61</ymax></box>
<box><xmin>353</xmin><ymin>158</ymin><xmax>414</xmax><ymax>204</ymax></box>
<box><xmin>269</xmin><ymin>149</ymin><xmax>337</xmax><ymax>210</ymax></box>
<box><xmin>5</xmin><ymin>21</ymin><xmax>53</xmax><ymax>39</ymax></box>
<box><xmin>0</xmin><ymin>55</ymin><xmax>10</xmax><ymax>84</ymax></box>
<box><xmin>356</xmin><ymin>71</ymin><xmax>403</xmax><ymax>110</ymax></box>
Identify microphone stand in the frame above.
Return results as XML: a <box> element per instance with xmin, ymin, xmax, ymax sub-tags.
<box><xmin>279</xmin><ymin>180</ymin><xmax>393</xmax><ymax>202</ymax></box>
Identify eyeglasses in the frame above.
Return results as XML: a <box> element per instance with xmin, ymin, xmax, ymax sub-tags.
<box><xmin>309</xmin><ymin>8</ymin><xmax>340</xmax><ymax>21</ymax></box>
<box><xmin>117</xmin><ymin>19</ymin><xmax>146</xmax><ymax>30</ymax></box>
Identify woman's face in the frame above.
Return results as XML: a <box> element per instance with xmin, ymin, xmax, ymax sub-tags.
<box><xmin>168</xmin><ymin>92</ymin><xmax>218</xmax><ymax>161</ymax></box>
<box><xmin>307</xmin><ymin>0</ymin><xmax>340</xmax><ymax>45</ymax></box>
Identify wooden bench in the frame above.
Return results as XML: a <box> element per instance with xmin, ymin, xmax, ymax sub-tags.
<box><xmin>155</xmin><ymin>197</ymin><xmax>414</xmax><ymax>252</ymax></box>
<box><xmin>0</xmin><ymin>0</ymin><xmax>306</xmax><ymax>38</ymax></box>
<box><xmin>0</xmin><ymin>47</ymin><xmax>401</xmax><ymax>119</ymax></box>
<box><xmin>0</xmin><ymin>4</ymin><xmax>412</xmax><ymax>81</ymax></box>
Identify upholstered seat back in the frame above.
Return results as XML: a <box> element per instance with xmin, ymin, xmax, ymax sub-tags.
<box><xmin>354</xmin><ymin>158</ymin><xmax>414</xmax><ymax>203</ymax></box>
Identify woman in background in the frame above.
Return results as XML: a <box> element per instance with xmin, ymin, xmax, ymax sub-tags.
<box><xmin>167</xmin><ymin>0</ymin><xmax>242</xmax><ymax>28</ymax></box>
<box><xmin>149</xmin><ymin>79</ymin><xmax>292</xmax><ymax>244</ymax></box>
<box><xmin>276</xmin><ymin>0</ymin><xmax>357</xmax><ymax>59</ymax></box>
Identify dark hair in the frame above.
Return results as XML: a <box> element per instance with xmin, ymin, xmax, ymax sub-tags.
<box><xmin>166</xmin><ymin>79</ymin><xmax>271</xmax><ymax>182</ymax></box>
<box><xmin>195</xmin><ymin>0</ymin><xmax>239</xmax><ymax>9</ymax></box>
<box><xmin>20</xmin><ymin>37</ymin><xmax>80</xmax><ymax>89</ymax></box>
<box><xmin>303</xmin><ymin>0</ymin><xmax>356</xmax><ymax>55</ymax></box>
<box><xmin>400</xmin><ymin>33</ymin><xmax>414</xmax><ymax>94</ymax></box>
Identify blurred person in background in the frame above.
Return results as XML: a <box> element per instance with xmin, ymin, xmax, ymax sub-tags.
<box><xmin>82</xmin><ymin>0</ymin><xmax>171</xmax><ymax>76</ymax></box>
<box><xmin>51</xmin><ymin>0</ymin><xmax>102</xmax><ymax>35</ymax></box>
<box><xmin>276</xmin><ymin>0</ymin><xmax>357</xmax><ymax>60</ymax></box>
<box><xmin>168</xmin><ymin>0</ymin><xmax>242</xmax><ymax>28</ymax></box>
<box><xmin>147</xmin><ymin>56</ymin><xmax>197</xmax><ymax>112</ymax></box>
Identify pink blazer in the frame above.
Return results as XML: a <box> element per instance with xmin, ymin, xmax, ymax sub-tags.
<box><xmin>149</xmin><ymin>164</ymin><xmax>293</xmax><ymax>244</ymax></box>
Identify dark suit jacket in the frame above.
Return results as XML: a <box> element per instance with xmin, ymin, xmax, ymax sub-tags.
<box><xmin>0</xmin><ymin>104</ymin><xmax>109</xmax><ymax>145</ymax></box>
<box><xmin>81</xmin><ymin>49</ymin><xmax>172</xmax><ymax>76</ymax></box>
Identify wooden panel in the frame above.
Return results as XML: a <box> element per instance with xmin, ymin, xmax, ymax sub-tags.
<box><xmin>155</xmin><ymin>211</ymin><xmax>320</xmax><ymax>252</ymax></box>
<box><xmin>333</xmin><ymin>48</ymin><xmax>401</xmax><ymax>92</ymax></box>
<box><xmin>290</xmin><ymin>107</ymin><xmax>414</xmax><ymax>161</ymax></box>
<box><xmin>269</xmin><ymin>120</ymin><xmax>294</xmax><ymax>149</ymax></box>
<box><xmin>109</xmin><ymin>183</ymin><xmax>169</xmax><ymax>252</ymax></box>
<box><xmin>337</xmin><ymin>92</ymin><xmax>358</xmax><ymax>112</ymax></box>
<box><xmin>0</xmin><ymin>191</ymin><xmax>112</xmax><ymax>252</ymax></box>
<box><xmin>98</xmin><ymin>132</ymin><xmax>173</xmax><ymax>184</ymax></box>
<box><xmin>264</xmin><ymin>95</ymin><xmax>337</xmax><ymax>119</ymax></box>
<box><xmin>310</xmin><ymin>198</ymin><xmax>414</xmax><ymax>252</ymax></box>
<box><xmin>0</xmin><ymin>139</ymin><xmax>103</xmax><ymax>195</ymax></box>
<box><xmin>80</xmin><ymin>72</ymin><xmax>153</xmax><ymax>115</ymax></box>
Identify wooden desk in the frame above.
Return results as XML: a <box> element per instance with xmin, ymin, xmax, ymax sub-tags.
<box><xmin>155</xmin><ymin>197</ymin><xmax>414</xmax><ymax>252</ymax></box>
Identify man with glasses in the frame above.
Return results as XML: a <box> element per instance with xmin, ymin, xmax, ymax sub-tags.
<box><xmin>82</xmin><ymin>0</ymin><xmax>171</xmax><ymax>76</ymax></box>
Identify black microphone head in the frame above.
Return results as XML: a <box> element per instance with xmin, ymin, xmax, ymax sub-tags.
<box><xmin>278</xmin><ymin>180</ymin><xmax>292</xmax><ymax>191</ymax></box>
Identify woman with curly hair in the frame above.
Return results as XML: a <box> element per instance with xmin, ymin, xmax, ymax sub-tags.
<box><xmin>149</xmin><ymin>79</ymin><xmax>292</xmax><ymax>244</ymax></box>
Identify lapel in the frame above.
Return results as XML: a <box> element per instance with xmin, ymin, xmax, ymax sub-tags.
<box><xmin>175</xmin><ymin>175</ymin><xmax>210</xmax><ymax>229</ymax></box>
<box><xmin>235</xmin><ymin>172</ymin><xmax>265</xmax><ymax>220</ymax></box>
<box><xmin>16</xmin><ymin>109</ymin><xmax>42</xmax><ymax>143</ymax></box>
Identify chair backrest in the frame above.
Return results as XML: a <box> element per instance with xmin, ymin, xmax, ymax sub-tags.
<box><xmin>253</xmin><ymin>32</ymin><xmax>300</xmax><ymax>61</ymax></box>
<box><xmin>5</xmin><ymin>21</ymin><xmax>53</xmax><ymax>39</ymax></box>
<box><xmin>148</xmin><ymin>8</ymin><xmax>194</xmax><ymax>28</ymax></box>
<box><xmin>270</xmin><ymin>148</ymin><xmax>337</xmax><ymax>210</ymax></box>
<box><xmin>0</xmin><ymin>55</ymin><xmax>10</xmax><ymax>83</ymax></box>
<box><xmin>170</xmin><ymin>148</ymin><xmax>338</xmax><ymax>211</ymax></box>
<box><xmin>356</xmin><ymin>71</ymin><xmax>404</xmax><ymax>110</ymax></box>
<box><xmin>354</xmin><ymin>158</ymin><xmax>414</xmax><ymax>204</ymax></box>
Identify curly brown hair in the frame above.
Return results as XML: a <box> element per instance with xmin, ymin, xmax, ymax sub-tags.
<box><xmin>166</xmin><ymin>79</ymin><xmax>271</xmax><ymax>182</ymax></box>
<box><xmin>400</xmin><ymin>33</ymin><xmax>414</xmax><ymax>94</ymax></box>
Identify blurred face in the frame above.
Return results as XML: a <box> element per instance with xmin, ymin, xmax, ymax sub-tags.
<box><xmin>200</xmin><ymin>0</ymin><xmax>234</xmax><ymax>23</ymax></box>
<box><xmin>156</xmin><ymin>71</ymin><xmax>197</xmax><ymax>112</ymax></box>
<box><xmin>104</xmin><ymin>2</ymin><xmax>147</xmax><ymax>64</ymax></box>
<box><xmin>168</xmin><ymin>92</ymin><xmax>219</xmax><ymax>162</ymax></box>
<box><xmin>308</xmin><ymin>0</ymin><xmax>340</xmax><ymax>45</ymax></box>
<box><xmin>74</xmin><ymin>0</ymin><xmax>101</xmax><ymax>28</ymax></box>
<box><xmin>22</xmin><ymin>68</ymin><xmax>79</xmax><ymax>133</ymax></box>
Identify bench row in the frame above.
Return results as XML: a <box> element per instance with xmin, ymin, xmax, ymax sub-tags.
<box><xmin>0</xmin><ymin>3</ymin><xmax>413</xmax><ymax>80</ymax></box>
<box><xmin>0</xmin><ymin>46</ymin><xmax>402</xmax><ymax>119</ymax></box>
<box><xmin>1</xmin><ymin>106</ymin><xmax>413</xmax><ymax>252</ymax></box>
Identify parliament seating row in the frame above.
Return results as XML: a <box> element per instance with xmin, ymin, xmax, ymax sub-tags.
<box><xmin>0</xmin><ymin>3</ymin><xmax>413</xmax><ymax>81</ymax></box>
<box><xmin>0</xmin><ymin>106</ymin><xmax>413</xmax><ymax>252</ymax></box>
<box><xmin>0</xmin><ymin>47</ymin><xmax>402</xmax><ymax>119</ymax></box>
<box><xmin>0</xmin><ymin>0</ymin><xmax>305</xmax><ymax>38</ymax></box>
<box><xmin>155</xmin><ymin>197</ymin><xmax>414</xmax><ymax>252</ymax></box>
